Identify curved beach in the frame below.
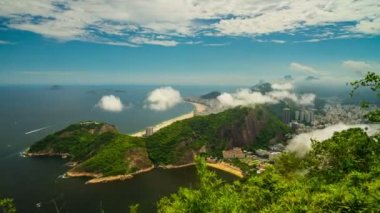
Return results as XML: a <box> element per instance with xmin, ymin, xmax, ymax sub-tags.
<box><xmin>130</xmin><ymin>101</ymin><xmax>207</xmax><ymax>137</ymax></box>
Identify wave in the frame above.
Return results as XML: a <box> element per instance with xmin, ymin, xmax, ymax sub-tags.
<box><xmin>24</xmin><ymin>126</ymin><xmax>50</xmax><ymax>135</ymax></box>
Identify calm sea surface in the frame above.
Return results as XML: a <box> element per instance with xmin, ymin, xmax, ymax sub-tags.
<box><xmin>0</xmin><ymin>85</ymin><xmax>238</xmax><ymax>212</ymax></box>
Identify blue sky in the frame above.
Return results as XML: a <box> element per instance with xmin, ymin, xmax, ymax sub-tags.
<box><xmin>0</xmin><ymin>0</ymin><xmax>379</xmax><ymax>85</ymax></box>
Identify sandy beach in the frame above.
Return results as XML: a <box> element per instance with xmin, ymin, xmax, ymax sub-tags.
<box><xmin>85</xmin><ymin>166</ymin><xmax>155</xmax><ymax>184</ymax></box>
<box><xmin>130</xmin><ymin>101</ymin><xmax>207</xmax><ymax>137</ymax></box>
<box><xmin>206</xmin><ymin>162</ymin><xmax>244</xmax><ymax>178</ymax></box>
<box><xmin>66</xmin><ymin>166</ymin><xmax>155</xmax><ymax>184</ymax></box>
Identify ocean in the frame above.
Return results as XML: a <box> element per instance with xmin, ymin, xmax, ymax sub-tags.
<box><xmin>0</xmin><ymin>85</ymin><xmax>238</xmax><ymax>212</ymax></box>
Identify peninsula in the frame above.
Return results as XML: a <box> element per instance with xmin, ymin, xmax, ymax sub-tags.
<box><xmin>26</xmin><ymin>105</ymin><xmax>289</xmax><ymax>183</ymax></box>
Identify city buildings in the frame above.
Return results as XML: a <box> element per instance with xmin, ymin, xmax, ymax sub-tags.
<box><xmin>222</xmin><ymin>147</ymin><xmax>245</xmax><ymax>159</ymax></box>
<box><xmin>294</xmin><ymin>109</ymin><xmax>314</xmax><ymax>124</ymax></box>
<box><xmin>145</xmin><ymin>127</ymin><xmax>154</xmax><ymax>136</ymax></box>
<box><xmin>282</xmin><ymin>108</ymin><xmax>291</xmax><ymax>124</ymax></box>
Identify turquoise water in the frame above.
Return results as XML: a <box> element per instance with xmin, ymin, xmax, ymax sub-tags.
<box><xmin>0</xmin><ymin>85</ymin><xmax>237</xmax><ymax>212</ymax></box>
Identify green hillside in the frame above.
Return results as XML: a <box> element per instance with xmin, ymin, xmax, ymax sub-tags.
<box><xmin>146</xmin><ymin>106</ymin><xmax>289</xmax><ymax>165</ymax></box>
<box><xmin>28</xmin><ymin>122</ymin><xmax>152</xmax><ymax>177</ymax></box>
<box><xmin>28</xmin><ymin>122</ymin><xmax>119</xmax><ymax>161</ymax></box>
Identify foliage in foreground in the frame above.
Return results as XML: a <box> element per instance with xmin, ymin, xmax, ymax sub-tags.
<box><xmin>158</xmin><ymin>128</ymin><xmax>380</xmax><ymax>212</ymax></box>
<box><xmin>350</xmin><ymin>71</ymin><xmax>380</xmax><ymax>122</ymax></box>
<box><xmin>0</xmin><ymin>198</ymin><xmax>16</xmax><ymax>213</ymax></box>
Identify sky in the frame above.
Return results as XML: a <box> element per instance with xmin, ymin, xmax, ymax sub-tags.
<box><xmin>0</xmin><ymin>0</ymin><xmax>379</xmax><ymax>86</ymax></box>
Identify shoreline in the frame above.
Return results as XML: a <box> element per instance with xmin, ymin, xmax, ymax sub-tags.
<box><xmin>64</xmin><ymin>162</ymin><xmax>242</xmax><ymax>184</ymax></box>
<box><xmin>158</xmin><ymin>163</ymin><xmax>195</xmax><ymax>169</ymax></box>
<box><xmin>65</xmin><ymin>165</ymin><xmax>155</xmax><ymax>184</ymax></box>
<box><xmin>23</xmin><ymin>151</ymin><xmax>70</xmax><ymax>159</ymax></box>
<box><xmin>130</xmin><ymin>101</ymin><xmax>207</xmax><ymax>137</ymax></box>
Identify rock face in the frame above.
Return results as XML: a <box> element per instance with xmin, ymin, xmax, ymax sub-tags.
<box><xmin>218</xmin><ymin>107</ymin><xmax>289</xmax><ymax>149</ymax></box>
<box><xmin>124</xmin><ymin>147</ymin><xmax>153</xmax><ymax>170</ymax></box>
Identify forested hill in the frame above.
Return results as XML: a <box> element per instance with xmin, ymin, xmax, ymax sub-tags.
<box><xmin>28</xmin><ymin>122</ymin><xmax>152</xmax><ymax>177</ymax></box>
<box><xmin>146</xmin><ymin>106</ymin><xmax>289</xmax><ymax>165</ymax></box>
<box><xmin>27</xmin><ymin>106</ymin><xmax>289</xmax><ymax>177</ymax></box>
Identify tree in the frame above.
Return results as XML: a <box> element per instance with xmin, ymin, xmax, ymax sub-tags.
<box><xmin>350</xmin><ymin>71</ymin><xmax>380</xmax><ymax>122</ymax></box>
<box><xmin>0</xmin><ymin>198</ymin><xmax>16</xmax><ymax>213</ymax></box>
<box><xmin>129</xmin><ymin>203</ymin><xmax>139</xmax><ymax>213</ymax></box>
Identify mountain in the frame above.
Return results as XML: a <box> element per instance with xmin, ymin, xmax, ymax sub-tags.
<box><xmin>305</xmin><ymin>76</ymin><xmax>319</xmax><ymax>81</ymax></box>
<box><xmin>200</xmin><ymin>91</ymin><xmax>221</xmax><ymax>99</ymax></box>
<box><xmin>27</xmin><ymin>106</ymin><xmax>289</xmax><ymax>179</ymax></box>
<box><xmin>251</xmin><ymin>81</ymin><xmax>273</xmax><ymax>93</ymax></box>
<box><xmin>145</xmin><ymin>106</ymin><xmax>289</xmax><ymax>165</ymax></box>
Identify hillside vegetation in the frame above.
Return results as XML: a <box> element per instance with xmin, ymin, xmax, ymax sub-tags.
<box><xmin>28</xmin><ymin>122</ymin><xmax>153</xmax><ymax>177</ymax></box>
<box><xmin>146</xmin><ymin>106</ymin><xmax>289</xmax><ymax>165</ymax></box>
<box><xmin>158</xmin><ymin>128</ymin><xmax>380</xmax><ymax>212</ymax></box>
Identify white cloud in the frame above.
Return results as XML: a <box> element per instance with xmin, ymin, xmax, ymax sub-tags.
<box><xmin>271</xmin><ymin>40</ymin><xmax>286</xmax><ymax>44</ymax></box>
<box><xmin>290</xmin><ymin>62</ymin><xmax>319</xmax><ymax>75</ymax></box>
<box><xmin>146</xmin><ymin>87</ymin><xmax>182</xmax><ymax>111</ymax></box>
<box><xmin>342</xmin><ymin>60</ymin><xmax>373</xmax><ymax>75</ymax></box>
<box><xmin>97</xmin><ymin>41</ymin><xmax>138</xmax><ymax>47</ymax></box>
<box><xmin>0</xmin><ymin>0</ymin><xmax>379</xmax><ymax>45</ymax></box>
<box><xmin>130</xmin><ymin>36</ymin><xmax>178</xmax><ymax>47</ymax></box>
<box><xmin>202</xmin><ymin>43</ymin><xmax>229</xmax><ymax>47</ymax></box>
<box><xmin>351</xmin><ymin>17</ymin><xmax>380</xmax><ymax>35</ymax></box>
<box><xmin>0</xmin><ymin>40</ymin><xmax>13</xmax><ymax>45</ymax></box>
<box><xmin>217</xmin><ymin>83</ymin><xmax>315</xmax><ymax>108</ymax></box>
<box><xmin>286</xmin><ymin>123</ymin><xmax>380</xmax><ymax>157</ymax></box>
<box><xmin>96</xmin><ymin>95</ymin><xmax>124</xmax><ymax>112</ymax></box>
<box><xmin>271</xmin><ymin>82</ymin><xmax>294</xmax><ymax>90</ymax></box>
<box><xmin>217</xmin><ymin>89</ymin><xmax>278</xmax><ymax>107</ymax></box>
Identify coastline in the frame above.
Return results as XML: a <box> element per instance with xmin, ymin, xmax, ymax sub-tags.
<box><xmin>66</xmin><ymin>166</ymin><xmax>155</xmax><ymax>184</ymax></box>
<box><xmin>23</xmin><ymin>151</ymin><xmax>70</xmax><ymax>159</ymax></box>
<box><xmin>158</xmin><ymin>163</ymin><xmax>195</xmax><ymax>169</ymax></box>
<box><xmin>65</xmin><ymin>162</ymin><xmax>242</xmax><ymax>184</ymax></box>
<box><xmin>25</xmin><ymin>101</ymin><xmax>244</xmax><ymax>183</ymax></box>
<box><xmin>130</xmin><ymin>101</ymin><xmax>207</xmax><ymax>137</ymax></box>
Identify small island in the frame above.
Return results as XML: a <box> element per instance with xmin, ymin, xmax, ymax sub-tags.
<box><xmin>26</xmin><ymin>106</ymin><xmax>289</xmax><ymax>183</ymax></box>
